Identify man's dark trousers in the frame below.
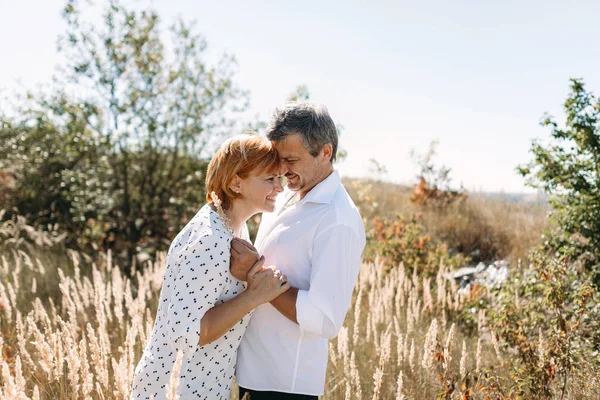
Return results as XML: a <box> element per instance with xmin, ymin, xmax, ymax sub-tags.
<box><xmin>239</xmin><ymin>386</ymin><xmax>318</xmax><ymax>400</ymax></box>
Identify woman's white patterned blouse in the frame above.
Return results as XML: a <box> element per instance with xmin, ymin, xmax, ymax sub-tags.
<box><xmin>131</xmin><ymin>204</ymin><xmax>251</xmax><ymax>399</ymax></box>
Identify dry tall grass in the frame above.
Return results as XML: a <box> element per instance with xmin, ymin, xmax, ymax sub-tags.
<box><xmin>0</xmin><ymin>182</ymin><xmax>593</xmax><ymax>399</ymax></box>
<box><xmin>2</xmin><ymin>244</ymin><xmax>598</xmax><ymax>399</ymax></box>
<box><xmin>0</xmin><ymin>248</ymin><xmax>164</xmax><ymax>399</ymax></box>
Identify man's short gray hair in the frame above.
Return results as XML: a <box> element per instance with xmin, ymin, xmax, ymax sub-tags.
<box><xmin>266</xmin><ymin>102</ymin><xmax>338</xmax><ymax>163</ymax></box>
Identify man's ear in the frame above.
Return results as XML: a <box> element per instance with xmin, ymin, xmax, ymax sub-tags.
<box><xmin>320</xmin><ymin>144</ymin><xmax>333</xmax><ymax>163</ymax></box>
<box><xmin>230</xmin><ymin>175</ymin><xmax>242</xmax><ymax>195</ymax></box>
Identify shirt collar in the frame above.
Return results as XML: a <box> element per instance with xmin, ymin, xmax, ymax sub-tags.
<box><xmin>299</xmin><ymin>169</ymin><xmax>341</xmax><ymax>205</ymax></box>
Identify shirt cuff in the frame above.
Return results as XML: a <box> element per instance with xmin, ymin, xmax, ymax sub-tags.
<box><xmin>295</xmin><ymin>290</ymin><xmax>324</xmax><ymax>336</ymax></box>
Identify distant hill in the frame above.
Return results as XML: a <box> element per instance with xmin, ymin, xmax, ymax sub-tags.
<box><xmin>473</xmin><ymin>191</ymin><xmax>548</xmax><ymax>204</ymax></box>
<box><xmin>343</xmin><ymin>177</ymin><xmax>547</xmax><ymax>205</ymax></box>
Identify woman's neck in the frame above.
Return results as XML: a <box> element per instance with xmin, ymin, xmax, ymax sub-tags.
<box><xmin>222</xmin><ymin>201</ymin><xmax>253</xmax><ymax>237</ymax></box>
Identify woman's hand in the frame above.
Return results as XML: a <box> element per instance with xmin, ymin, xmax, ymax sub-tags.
<box><xmin>198</xmin><ymin>257</ymin><xmax>288</xmax><ymax>346</ymax></box>
<box><xmin>244</xmin><ymin>257</ymin><xmax>290</xmax><ymax>306</ymax></box>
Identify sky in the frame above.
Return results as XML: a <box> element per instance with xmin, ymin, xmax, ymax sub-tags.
<box><xmin>1</xmin><ymin>0</ymin><xmax>600</xmax><ymax>193</ymax></box>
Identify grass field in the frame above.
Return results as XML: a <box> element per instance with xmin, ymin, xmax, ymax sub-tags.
<box><xmin>2</xmin><ymin>180</ymin><xmax>598</xmax><ymax>399</ymax></box>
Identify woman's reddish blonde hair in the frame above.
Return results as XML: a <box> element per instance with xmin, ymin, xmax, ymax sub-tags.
<box><xmin>205</xmin><ymin>133</ymin><xmax>280</xmax><ymax>210</ymax></box>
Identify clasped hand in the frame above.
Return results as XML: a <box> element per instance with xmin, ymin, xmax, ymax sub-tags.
<box><xmin>230</xmin><ymin>238</ymin><xmax>289</xmax><ymax>303</ymax></box>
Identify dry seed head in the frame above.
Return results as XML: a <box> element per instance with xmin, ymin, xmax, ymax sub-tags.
<box><xmin>422</xmin><ymin>318</ymin><xmax>438</xmax><ymax>372</ymax></box>
<box><xmin>328</xmin><ymin>342</ymin><xmax>338</xmax><ymax>369</ymax></box>
<box><xmin>344</xmin><ymin>379</ymin><xmax>352</xmax><ymax>400</ymax></box>
<box><xmin>32</xmin><ymin>385</ymin><xmax>40</xmax><ymax>400</ymax></box>
<box><xmin>538</xmin><ymin>327</ymin><xmax>545</xmax><ymax>365</ymax></box>
<box><xmin>476</xmin><ymin>337</ymin><xmax>482</xmax><ymax>372</ymax></box>
<box><xmin>353</xmin><ymin>288</ymin><xmax>363</xmax><ymax>346</ymax></box>
<box><xmin>166</xmin><ymin>350</ymin><xmax>184</xmax><ymax>400</ymax></box>
<box><xmin>397</xmin><ymin>333</ymin><xmax>404</xmax><ymax>364</ymax></box>
<box><xmin>396</xmin><ymin>370</ymin><xmax>405</xmax><ymax>400</ymax></box>
<box><xmin>372</xmin><ymin>356</ymin><xmax>385</xmax><ymax>400</ymax></box>
<box><xmin>409</xmin><ymin>338</ymin><xmax>416</xmax><ymax>374</ymax></box>
<box><xmin>460</xmin><ymin>340</ymin><xmax>468</xmax><ymax>378</ymax></box>
<box><xmin>443</xmin><ymin>323</ymin><xmax>456</xmax><ymax>370</ymax></box>
<box><xmin>490</xmin><ymin>331</ymin><xmax>502</xmax><ymax>361</ymax></box>
<box><xmin>477</xmin><ymin>309</ymin><xmax>486</xmax><ymax>333</ymax></box>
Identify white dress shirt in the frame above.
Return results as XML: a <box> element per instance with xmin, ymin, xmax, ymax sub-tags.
<box><xmin>236</xmin><ymin>170</ymin><xmax>365</xmax><ymax>396</ymax></box>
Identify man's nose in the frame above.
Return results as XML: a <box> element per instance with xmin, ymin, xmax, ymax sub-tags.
<box><xmin>279</xmin><ymin>162</ymin><xmax>289</xmax><ymax>176</ymax></box>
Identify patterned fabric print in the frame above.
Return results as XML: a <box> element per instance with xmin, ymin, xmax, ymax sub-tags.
<box><xmin>131</xmin><ymin>204</ymin><xmax>251</xmax><ymax>400</ymax></box>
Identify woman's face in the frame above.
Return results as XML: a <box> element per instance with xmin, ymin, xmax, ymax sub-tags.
<box><xmin>239</xmin><ymin>171</ymin><xmax>285</xmax><ymax>213</ymax></box>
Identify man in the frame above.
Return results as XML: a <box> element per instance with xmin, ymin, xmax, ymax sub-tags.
<box><xmin>230</xmin><ymin>102</ymin><xmax>365</xmax><ymax>399</ymax></box>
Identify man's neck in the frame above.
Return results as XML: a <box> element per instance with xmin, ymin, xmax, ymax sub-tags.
<box><xmin>299</xmin><ymin>165</ymin><xmax>335</xmax><ymax>200</ymax></box>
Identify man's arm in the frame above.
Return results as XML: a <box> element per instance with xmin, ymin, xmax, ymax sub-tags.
<box><xmin>294</xmin><ymin>224</ymin><xmax>364</xmax><ymax>339</ymax></box>
<box><xmin>269</xmin><ymin>287</ymin><xmax>298</xmax><ymax>324</ymax></box>
<box><xmin>230</xmin><ymin>228</ymin><xmax>365</xmax><ymax>339</ymax></box>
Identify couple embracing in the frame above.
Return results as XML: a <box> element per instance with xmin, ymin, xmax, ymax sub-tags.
<box><xmin>130</xmin><ymin>102</ymin><xmax>365</xmax><ymax>399</ymax></box>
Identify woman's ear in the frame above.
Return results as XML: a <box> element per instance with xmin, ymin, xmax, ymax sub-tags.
<box><xmin>230</xmin><ymin>175</ymin><xmax>242</xmax><ymax>195</ymax></box>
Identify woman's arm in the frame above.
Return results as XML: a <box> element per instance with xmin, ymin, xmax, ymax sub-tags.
<box><xmin>167</xmin><ymin>235</ymin><xmax>286</xmax><ymax>356</ymax></box>
<box><xmin>198</xmin><ymin>290</ymin><xmax>255</xmax><ymax>346</ymax></box>
<box><xmin>198</xmin><ymin>257</ymin><xmax>290</xmax><ymax>346</ymax></box>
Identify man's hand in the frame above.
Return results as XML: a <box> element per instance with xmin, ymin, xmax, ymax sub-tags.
<box><xmin>230</xmin><ymin>237</ymin><xmax>260</xmax><ymax>281</ymax></box>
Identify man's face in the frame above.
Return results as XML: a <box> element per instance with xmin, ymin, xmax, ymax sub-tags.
<box><xmin>273</xmin><ymin>134</ymin><xmax>324</xmax><ymax>197</ymax></box>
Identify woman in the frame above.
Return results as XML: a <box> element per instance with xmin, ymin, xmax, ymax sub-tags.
<box><xmin>131</xmin><ymin>134</ymin><xmax>289</xmax><ymax>399</ymax></box>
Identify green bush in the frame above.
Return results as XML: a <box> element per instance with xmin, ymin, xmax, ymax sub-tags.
<box><xmin>518</xmin><ymin>78</ymin><xmax>600</xmax><ymax>284</ymax></box>
<box><xmin>364</xmin><ymin>214</ymin><xmax>469</xmax><ymax>276</ymax></box>
<box><xmin>489</xmin><ymin>252</ymin><xmax>600</xmax><ymax>398</ymax></box>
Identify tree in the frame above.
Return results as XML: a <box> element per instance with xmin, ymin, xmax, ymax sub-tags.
<box><xmin>518</xmin><ymin>78</ymin><xmax>600</xmax><ymax>283</ymax></box>
<box><xmin>0</xmin><ymin>0</ymin><xmax>248</xmax><ymax>263</ymax></box>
